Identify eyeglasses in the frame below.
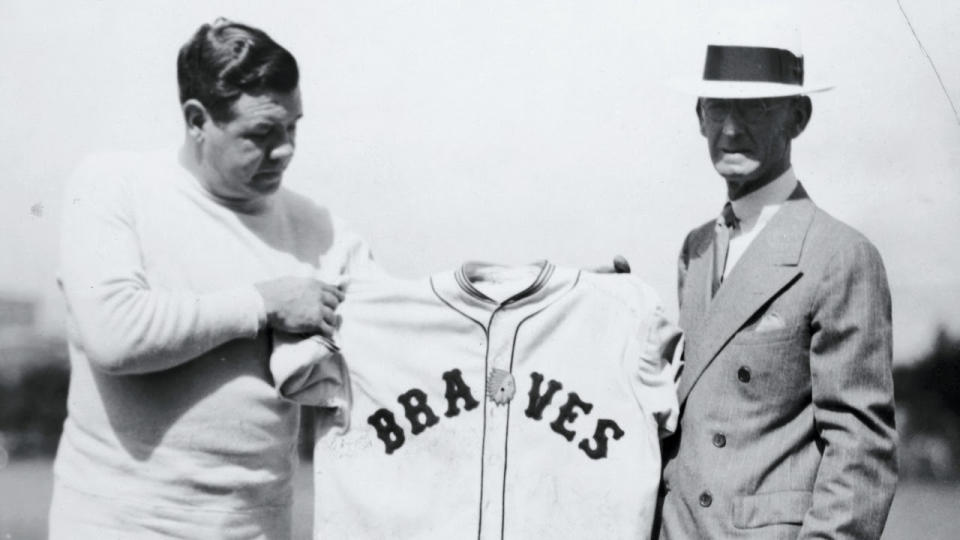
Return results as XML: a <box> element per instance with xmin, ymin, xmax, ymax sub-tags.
<box><xmin>700</xmin><ymin>98</ymin><xmax>794</xmax><ymax>123</ymax></box>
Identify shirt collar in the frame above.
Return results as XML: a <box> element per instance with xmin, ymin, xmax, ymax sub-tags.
<box><xmin>729</xmin><ymin>167</ymin><xmax>798</xmax><ymax>224</ymax></box>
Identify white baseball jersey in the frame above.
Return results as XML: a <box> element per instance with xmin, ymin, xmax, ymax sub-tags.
<box><xmin>311</xmin><ymin>262</ymin><xmax>680</xmax><ymax>540</ymax></box>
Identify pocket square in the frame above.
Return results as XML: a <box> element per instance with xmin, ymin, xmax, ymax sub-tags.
<box><xmin>754</xmin><ymin>311</ymin><xmax>786</xmax><ymax>332</ymax></box>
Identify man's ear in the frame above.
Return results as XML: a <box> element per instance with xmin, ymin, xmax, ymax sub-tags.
<box><xmin>695</xmin><ymin>99</ymin><xmax>707</xmax><ymax>136</ymax></box>
<box><xmin>790</xmin><ymin>96</ymin><xmax>812</xmax><ymax>138</ymax></box>
<box><xmin>182</xmin><ymin>99</ymin><xmax>210</xmax><ymax>141</ymax></box>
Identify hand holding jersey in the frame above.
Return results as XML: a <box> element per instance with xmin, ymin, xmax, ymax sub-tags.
<box><xmin>255</xmin><ymin>276</ymin><xmax>346</xmax><ymax>337</ymax></box>
<box><xmin>591</xmin><ymin>254</ymin><xmax>632</xmax><ymax>274</ymax></box>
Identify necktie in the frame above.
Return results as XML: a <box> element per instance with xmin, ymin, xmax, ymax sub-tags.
<box><xmin>711</xmin><ymin>202</ymin><xmax>738</xmax><ymax>297</ymax></box>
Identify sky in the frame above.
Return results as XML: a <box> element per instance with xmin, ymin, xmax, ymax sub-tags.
<box><xmin>0</xmin><ymin>0</ymin><xmax>958</xmax><ymax>362</ymax></box>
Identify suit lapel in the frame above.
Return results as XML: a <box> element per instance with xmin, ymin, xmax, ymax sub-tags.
<box><xmin>679</xmin><ymin>225</ymin><xmax>715</xmax><ymax>334</ymax></box>
<box><xmin>678</xmin><ymin>184</ymin><xmax>815</xmax><ymax>403</ymax></box>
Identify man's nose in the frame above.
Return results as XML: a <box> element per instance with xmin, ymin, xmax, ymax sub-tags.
<box><xmin>720</xmin><ymin>110</ymin><xmax>744</xmax><ymax>137</ymax></box>
<box><xmin>270</xmin><ymin>138</ymin><xmax>295</xmax><ymax>162</ymax></box>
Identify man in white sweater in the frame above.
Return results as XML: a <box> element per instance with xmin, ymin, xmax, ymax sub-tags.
<box><xmin>49</xmin><ymin>18</ymin><xmax>376</xmax><ymax>538</ymax></box>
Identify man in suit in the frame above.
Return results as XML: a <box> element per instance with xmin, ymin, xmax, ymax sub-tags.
<box><xmin>656</xmin><ymin>30</ymin><xmax>898</xmax><ymax>539</ymax></box>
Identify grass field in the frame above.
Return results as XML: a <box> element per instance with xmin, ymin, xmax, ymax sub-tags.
<box><xmin>1</xmin><ymin>458</ymin><xmax>957</xmax><ymax>539</ymax></box>
<box><xmin>0</xmin><ymin>459</ymin><xmax>315</xmax><ymax>540</ymax></box>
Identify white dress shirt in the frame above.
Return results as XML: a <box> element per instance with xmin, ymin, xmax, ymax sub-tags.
<box><xmin>722</xmin><ymin>167</ymin><xmax>799</xmax><ymax>278</ymax></box>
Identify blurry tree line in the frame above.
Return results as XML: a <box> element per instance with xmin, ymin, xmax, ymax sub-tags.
<box><xmin>2</xmin><ymin>329</ymin><xmax>959</xmax><ymax>479</ymax></box>
<box><xmin>0</xmin><ymin>337</ymin><xmax>69</xmax><ymax>460</ymax></box>
<box><xmin>0</xmin><ymin>336</ymin><xmax>315</xmax><ymax>461</ymax></box>
<box><xmin>894</xmin><ymin>328</ymin><xmax>960</xmax><ymax>480</ymax></box>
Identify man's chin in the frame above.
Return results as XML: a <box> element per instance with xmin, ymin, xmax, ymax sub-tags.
<box><xmin>252</xmin><ymin>173</ymin><xmax>284</xmax><ymax>193</ymax></box>
<box><xmin>714</xmin><ymin>156</ymin><xmax>760</xmax><ymax>180</ymax></box>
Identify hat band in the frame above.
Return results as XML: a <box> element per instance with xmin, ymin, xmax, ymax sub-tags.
<box><xmin>703</xmin><ymin>45</ymin><xmax>804</xmax><ymax>86</ymax></box>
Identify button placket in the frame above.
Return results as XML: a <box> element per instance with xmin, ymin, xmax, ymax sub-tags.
<box><xmin>477</xmin><ymin>309</ymin><xmax>521</xmax><ymax>540</ymax></box>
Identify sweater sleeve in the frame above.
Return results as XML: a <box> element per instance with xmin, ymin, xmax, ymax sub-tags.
<box><xmin>58</xmin><ymin>154</ymin><xmax>265</xmax><ymax>375</ymax></box>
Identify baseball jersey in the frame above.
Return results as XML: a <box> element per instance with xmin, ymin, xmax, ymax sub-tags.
<box><xmin>310</xmin><ymin>261</ymin><xmax>680</xmax><ymax>540</ymax></box>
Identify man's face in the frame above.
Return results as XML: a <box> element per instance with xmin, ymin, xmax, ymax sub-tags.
<box><xmin>199</xmin><ymin>88</ymin><xmax>303</xmax><ymax>203</ymax></box>
<box><xmin>698</xmin><ymin>97</ymin><xmax>805</xmax><ymax>198</ymax></box>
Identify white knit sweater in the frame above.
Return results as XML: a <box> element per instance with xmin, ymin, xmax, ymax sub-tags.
<box><xmin>50</xmin><ymin>149</ymin><xmax>376</xmax><ymax>538</ymax></box>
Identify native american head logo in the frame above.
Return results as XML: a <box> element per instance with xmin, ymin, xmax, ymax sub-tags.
<box><xmin>486</xmin><ymin>368</ymin><xmax>516</xmax><ymax>405</ymax></box>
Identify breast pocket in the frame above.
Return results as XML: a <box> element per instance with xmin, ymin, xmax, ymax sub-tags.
<box><xmin>732</xmin><ymin>309</ymin><xmax>806</xmax><ymax>346</ymax></box>
<box><xmin>731</xmin><ymin>324</ymin><xmax>799</xmax><ymax>345</ymax></box>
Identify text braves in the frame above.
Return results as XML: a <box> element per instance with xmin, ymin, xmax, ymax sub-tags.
<box><xmin>367</xmin><ymin>369</ymin><xmax>625</xmax><ymax>459</ymax></box>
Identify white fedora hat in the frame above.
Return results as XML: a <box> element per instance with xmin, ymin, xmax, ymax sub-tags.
<box><xmin>676</xmin><ymin>24</ymin><xmax>833</xmax><ymax>98</ymax></box>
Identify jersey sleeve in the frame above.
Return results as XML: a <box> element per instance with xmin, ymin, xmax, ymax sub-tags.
<box><xmin>631</xmin><ymin>281</ymin><xmax>682</xmax><ymax>438</ymax></box>
<box><xmin>315</xmin><ymin>216</ymin><xmax>384</xmax><ymax>285</ymax></box>
<box><xmin>58</xmin><ymin>154</ymin><xmax>264</xmax><ymax>375</ymax></box>
<box><xmin>270</xmin><ymin>331</ymin><xmax>351</xmax><ymax>412</ymax></box>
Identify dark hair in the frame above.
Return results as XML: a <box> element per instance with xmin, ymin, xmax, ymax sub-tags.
<box><xmin>177</xmin><ymin>18</ymin><xmax>299</xmax><ymax>121</ymax></box>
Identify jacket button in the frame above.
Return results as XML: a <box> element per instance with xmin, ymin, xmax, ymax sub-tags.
<box><xmin>663</xmin><ymin>479</ymin><xmax>671</xmax><ymax>493</ymax></box>
<box><xmin>699</xmin><ymin>491</ymin><xmax>713</xmax><ymax>507</ymax></box>
<box><xmin>737</xmin><ymin>366</ymin><xmax>751</xmax><ymax>383</ymax></box>
<box><xmin>712</xmin><ymin>433</ymin><xmax>726</xmax><ymax>448</ymax></box>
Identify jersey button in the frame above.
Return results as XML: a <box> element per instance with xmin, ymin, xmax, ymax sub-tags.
<box><xmin>699</xmin><ymin>491</ymin><xmax>713</xmax><ymax>507</ymax></box>
<box><xmin>712</xmin><ymin>433</ymin><xmax>726</xmax><ymax>448</ymax></box>
<box><xmin>737</xmin><ymin>366</ymin><xmax>751</xmax><ymax>383</ymax></box>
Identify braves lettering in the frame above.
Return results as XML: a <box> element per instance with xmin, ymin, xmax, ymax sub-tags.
<box><xmin>367</xmin><ymin>409</ymin><xmax>405</xmax><ymax>455</ymax></box>
<box><xmin>579</xmin><ymin>418</ymin><xmax>625</xmax><ymax>460</ymax></box>
<box><xmin>442</xmin><ymin>368</ymin><xmax>479</xmax><ymax>417</ymax></box>
<box><xmin>549</xmin><ymin>392</ymin><xmax>593</xmax><ymax>441</ymax></box>
<box><xmin>524</xmin><ymin>372</ymin><xmax>563</xmax><ymax>420</ymax></box>
<box><xmin>368</xmin><ymin>369</ymin><xmax>625</xmax><ymax>459</ymax></box>
<box><xmin>397</xmin><ymin>389</ymin><xmax>440</xmax><ymax>434</ymax></box>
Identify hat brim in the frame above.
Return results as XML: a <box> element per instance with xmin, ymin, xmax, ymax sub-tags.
<box><xmin>672</xmin><ymin>79</ymin><xmax>834</xmax><ymax>99</ymax></box>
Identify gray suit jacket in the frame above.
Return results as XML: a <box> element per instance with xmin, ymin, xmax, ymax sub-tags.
<box><xmin>657</xmin><ymin>185</ymin><xmax>897</xmax><ymax>539</ymax></box>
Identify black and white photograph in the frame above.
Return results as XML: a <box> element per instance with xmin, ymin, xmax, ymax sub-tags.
<box><xmin>1</xmin><ymin>1</ymin><xmax>958</xmax><ymax>538</ymax></box>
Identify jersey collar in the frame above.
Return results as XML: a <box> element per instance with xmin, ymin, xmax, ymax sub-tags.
<box><xmin>431</xmin><ymin>261</ymin><xmax>580</xmax><ymax>331</ymax></box>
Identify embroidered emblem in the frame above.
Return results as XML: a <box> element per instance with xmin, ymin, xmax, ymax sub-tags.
<box><xmin>486</xmin><ymin>368</ymin><xmax>517</xmax><ymax>405</ymax></box>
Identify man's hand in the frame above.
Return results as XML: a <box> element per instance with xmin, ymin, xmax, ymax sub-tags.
<box><xmin>592</xmin><ymin>255</ymin><xmax>632</xmax><ymax>274</ymax></box>
<box><xmin>254</xmin><ymin>277</ymin><xmax>345</xmax><ymax>337</ymax></box>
